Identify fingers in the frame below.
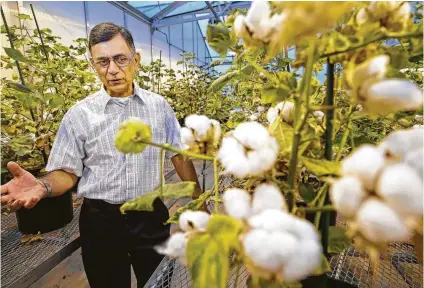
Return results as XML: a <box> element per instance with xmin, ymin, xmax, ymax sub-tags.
<box><xmin>1</xmin><ymin>194</ymin><xmax>12</xmax><ymax>205</ymax></box>
<box><xmin>8</xmin><ymin>199</ymin><xmax>23</xmax><ymax>211</ymax></box>
<box><xmin>1</xmin><ymin>184</ymin><xmax>8</xmax><ymax>195</ymax></box>
<box><xmin>23</xmin><ymin>196</ymin><xmax>40</xmax><ymax>209</ymax></box>
<box><xmin>7</xmin><ymin>162</ymin><xmax>26</xmax><ymax>178</ymax></box>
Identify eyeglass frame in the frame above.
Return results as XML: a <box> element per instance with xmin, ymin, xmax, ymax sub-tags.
<box><xmin>90</xmin><ymin>52</ymin><xmax>137</xmax><ymax>71</ymax></box>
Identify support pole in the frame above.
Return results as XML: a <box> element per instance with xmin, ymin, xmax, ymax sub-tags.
<box><xmin>321</xmin><ymin>60</ymin><xmax>335</xmax><ymax>257</ymax></box>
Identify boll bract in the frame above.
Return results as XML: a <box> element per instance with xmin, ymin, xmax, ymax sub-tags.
<box><xmin>115</xmin><ymin>117</ymin><xmax>152</xmax><ymax>154</ymax></box>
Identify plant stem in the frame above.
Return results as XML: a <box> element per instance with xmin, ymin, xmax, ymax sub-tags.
<box><xmin>336</xmin><ymin>106</ymin><xmax>354</xmax><ymax>162</ymax></box>
<box><xmin>300</xmin><ymin>205</ymin><xmax>335</xmax><ymax>213</ymax></box>
<box><xmin>321</xmin><ymin>31</ymin><xmax>422</xmax><ymax>59</ymax></box>
<box><xmin>160</xmin><ymin>148</ymin><xmax>164</xmax><ymax>198</ymax></box>
<box><xmin>213</xmin><ymin>158</ymin><xmax>219</xmax><ymax>214</ymax></box>
<box><xmin>144</xmin><ymin>141</ymin><xmax>215</xmax><ymax>161</ymax></box>
<box><xmin>287</xmin><ymin>42</ymin><xmax>316</xmax><ymax>211</ymax></box>
<box><xmin>310</xmin><ymin>183</ymin><xmax>329</xmax><ymax>206</ymax></box>
<box><xmin>233</xmin><ymin>263</ymin><xmax>241</xmax><ymax>288</ymax></box>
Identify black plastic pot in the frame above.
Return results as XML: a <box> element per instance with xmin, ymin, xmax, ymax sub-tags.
<box><xmin>301</xmin><ymin>274</ymin><xmax>356</xmax><ymax>288</ymax></box>
<box><xmin>16</xmin><ymin>190</ymin><xmax>74</xmax><ymax>234</ymax></box>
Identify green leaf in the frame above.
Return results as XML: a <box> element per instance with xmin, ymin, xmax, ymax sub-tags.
<box><xmin>312</xmin><ymin>254</ymin><xmax>331</xmax><ymax>276</ymax></box>
<box><xmin>166</xmin><ymin>190</ymin><xmax>213</xmax><ymax>224</ymax></box>
<box><xmin>120</xmin><ymin>182</ymin><xmax>196</xmax><ymax>213</ymax></box>
<box><xmin>328</xmin><ymin>226</ymin><xmax>352</xmax><ymax>254</ymax></box>
<box><xmin>187</xmin><ymin>233</ymin><xmax>229</xmax><ymax>288</ymax></box>
<box><xmin>246</xmin><ymin>276</ymin><xmax>302</xmax><ymax>288</ymax></box>
<box><xmin>24</xmin><ymin>126</ymin><xmax>37</xmax><ymax>133</ymax></box>
<box><xmin>17</xmin><ymin>13</ymin><xmax>31</xmax><ymax>20</ymax></box>
<box><xmin>207</xmin><ymin>214</ymin><xmax>243</xmax><ymax>247</ymax></box>
<box><xmin>299</xmin><ymin>182</ymin><xmax>315</xmax><ymax>203</ymax></box>
<box><xmin>301</xmin><ymin>157</ymin><xmax>341</xmax><ymax>177</ymax></box>
<box><xmin>261</xmin><ymin>84</ymin><xmax>289</xmax><ymax>104</ymax></box>
<box><xmin>268</xmin><ymin>119</ymin><xmax>293</xmax><ymax>156</ymax></box>
<box><xmin>49</xmin><ymin>94</ymin><xmax>64</xmax><ymax>108</ymax></box>
<box><xmin>3</xmin><ymin>47</ymin><xmax>33</xmax><ymax>63</ymax></box>
<box><xmin>206</xmin><ymin>24</ymin><xmax>235</xmax><ymax>57</ymax></box>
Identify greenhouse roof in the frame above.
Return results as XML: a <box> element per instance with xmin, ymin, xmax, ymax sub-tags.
<box><xmin>127</xmin><ymin>1</ymin><xmax>251</xmax><ymax>27</ymax></box>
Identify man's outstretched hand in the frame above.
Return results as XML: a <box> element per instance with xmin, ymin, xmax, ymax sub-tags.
<box><xmin>1</xmin><ymin>162</ymin><xmax>46</xmax><ymax>210</ymax></box>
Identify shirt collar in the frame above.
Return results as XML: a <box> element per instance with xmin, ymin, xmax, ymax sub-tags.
<box><xmin>98</xmin><ymin>82</ymin><xmax>146</xmax><ymax>112</ymax></box>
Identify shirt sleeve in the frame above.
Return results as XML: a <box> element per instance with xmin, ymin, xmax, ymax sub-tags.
<box><xmin>164</xmin><ymin>99</ymin><xmax>183</xmax><ymax>159</ymax></box>
<box><xmin>45</xmin><ymin>113</ymin><xmax>85</xmax><ymax>177</ymax></box>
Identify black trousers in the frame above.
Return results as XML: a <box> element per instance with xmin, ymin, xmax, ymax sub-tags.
<box><xmin>79</xmin><ymin>197</ymin><xmax>171</xmax><ymax>288</ymax></box>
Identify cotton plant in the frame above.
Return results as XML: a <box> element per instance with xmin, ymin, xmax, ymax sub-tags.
<box><xmin>330</xmin><ymin>128</ymin><xmax>423</xmax><ymax>259</ymax></box>
<box><xmin>356</xmin><ymin>1</ymin><xmax>412</xmax><ymax>32</ymax></box>
<box><xmin>345</xmin><ymin>55</ymin><xmax>423</xmax><ymax>114</ymax></box>
<box><xmin>180</xmin><ymin>114</ymin><xmax>221</xmax><ymax>156</ymax></box>
<box><xmin>267</xmin><ymin>101</ymin><xmax>295</xmax><ymax>124</ymax></box>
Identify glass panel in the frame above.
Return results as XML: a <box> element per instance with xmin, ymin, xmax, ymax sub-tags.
<box><xmin>86</xmin><ymin>2</ymin><xmax>124</xmax><ymax>29</ymax></box>
<box><xmin>183</xmin><ymin>20</ymin><xmax>194</xmax><ymax>53</ymax></box>
<box><xmin>126</xmin><ymin>13</ymin><xmax>152</xmax><ymax>64</ymax></box>
<box><xmin>166</xmin><ymin>2</ymin><xmax>207</xmax><ymax>17</ymax></box>
<box><xmin>169</xmin><ymin>24</ymin><xmax>183</xmax><ymax>50</ymax></box>
<box><xmin>128</xmin><ymin>1</ymin><xmax>173</xmax><ymax>18</ymax></box>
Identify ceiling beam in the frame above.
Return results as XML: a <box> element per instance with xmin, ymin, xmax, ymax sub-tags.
<box><xmin>205</xmin><ymin>1</ymin><xmax>222</xmax><ymax>23</ymax></box>
<box><xmin>108</xmin><ymin>1</ymin><xmax>151</xmax><ymax>24</ymax></box>
<box><xmin>151</xmin><ymin>2</ymin><xmax>186</xmax><ymax>24</ymax></box>
<box><xmin>152</xmin><ymin>1</ymin><xmax>251</xmax><ymax>28</ymax></box>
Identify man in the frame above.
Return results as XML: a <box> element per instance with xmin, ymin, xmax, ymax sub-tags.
<box><xmin>1</xmin><ymin>22</ymin><xmax>203</xmax><ymax>288</ymax></box>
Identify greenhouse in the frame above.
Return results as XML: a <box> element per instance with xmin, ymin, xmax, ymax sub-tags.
<box><xmin>0</xmin><ymin>1</ymin><xmax>423</xmax><ymax>288</ymax></box>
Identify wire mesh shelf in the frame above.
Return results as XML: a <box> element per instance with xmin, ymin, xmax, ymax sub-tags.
<box><xmin>1</xmin><ymin>197</ymin><xmax>82</xmax><ymax>288</ymax></box>
<box><xmin>145</xmin><ymin>174</ymin><xmax>423</xmax><ymax>288</ymax></box>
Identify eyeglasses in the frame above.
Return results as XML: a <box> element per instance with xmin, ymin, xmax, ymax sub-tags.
<box><xmin>92</xmin><ymin>53</ymin><xmax>136</xmax><ymax>69</ymax></box>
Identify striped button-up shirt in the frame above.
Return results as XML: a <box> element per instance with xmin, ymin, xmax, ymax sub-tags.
<box><xmin>46</xmin><ymin>83</ymin><xmax>182</xmax><ymax>204</ymax></box>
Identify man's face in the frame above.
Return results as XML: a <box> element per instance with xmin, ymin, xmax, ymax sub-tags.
<box><xmin>90</xmin><ymin>34</ymin><xmax>140</xmax><ymax>97</ymax></box>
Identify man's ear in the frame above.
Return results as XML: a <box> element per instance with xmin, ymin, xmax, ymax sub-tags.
<box><xmin>135</xmin><ymin>52</ymin><xmax>141</xmax><ymax>66</ymax></box>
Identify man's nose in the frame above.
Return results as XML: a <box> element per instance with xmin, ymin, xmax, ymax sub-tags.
<box><xmin>107</xmin><ymin>60</ymin><xmax>120</xmax><ymax>74</ymax></box>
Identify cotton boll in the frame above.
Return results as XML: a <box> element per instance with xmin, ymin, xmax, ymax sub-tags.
<box><xmin>252</xmin><ymin>183</ymin><xmax>287</xmax><ymax>214</ymax></box>
<box><xmin>363</xmin><ymin>80</ymin><xmax>423</xmax><ymax>114</ymax></box>
<box><xmin>248</xmin><ymin>209</ymin><xmax>293</xmax><ymax>232</ymax></box>
<box><xmin>341</xmin><ymin>145</ymin><xmax>386</xmax><ymax>191</ymax></box>
<box><xmin>404</xmin><ymin>149</ymin><xmax>423</xmax><ymax>180</ymax></box>
<box><xmin>180</xmin><ymin>127</ymin><xmax>195</xmax><ymax>147</ymax></box>
<box><xmin>233</xmin><ymin>122</ymin><xmax>271</xmax><ymax>150</ymax></box>
<box><xmin>356</xmin><ymin>198</ymin><xmax>410</xmax><ymax>242</ymax></box>
<box><xmin>155</xmin><ymin>232</ymin><xmax>187</xmax><ymax>259</ymax></box>
<box><xmin>313</xmin><ymin>110</ymin><xmax>325</xmax><ymax>123</ymax></box>
<box><xmin>356</xmin><ymin>8</ymin><xmax>369</xmax><ymax>25</ymax></box>
<box><xmin>376</xmin><ymin>163</ymin><xmax>423</xmax><ymax>217</ymax></box>
<box><xmin>223</xmin><ymin>188</ymin><xmax>253</xmax><ymax>219</ymax></box>
<box><xmin>249</xmin><ymin>113</ymin><xmax>259</xmax><ymax>121</ymax></box>
<box><xmin>210</xmin><ymin>119</ymin><xmax>221</xmax><ymax>144</ymax></box>
<box><xmin>185</xmin><ymin>115</ymin><xmax>212</xmax><ymax>141</ymax></box>
<box><xmin>330</xmin><ymin>176</ymin><xmax>367</xmax><ymax>218</ymax></box>
<box><xmin>245</xmin><ymin>0</ymin><xmax>271</xmax><ymax>28</ymax></box>
<box><xmin>234</xmin><ymin>15</ymin><xmax>246</xmax><ymax>36</ymax></box>
<box><xmin>257</xmin><ymin>106</ymin><xmax>266</xmax><ymax>113</ymax></box>
<box><xmin>179</xmin><ymin>211</ymin><xmax>210</xmax><ymax>232</ymax></box>
<box><xmin>281</xmin><ymin>240</ymin><xmax>322</xmax><ymax>281</ymax></box>
<box><xmin>281</xmin><ymin>102</ymin><xmax>295</xmax><ymax>123</ymax></box>
<box><xmin>218</xmin><ymin>137</ymin><xmax>251</xmax><ymax>178</ymax></box>
<box><xmin>267</xmin><ymin>107</ymin><xmax>279</xmax><ymax>123</ymax></box>
<box><xmin>379</xmin><ymin>128</ymin><xmax>423</xmax><ymax>160</ymax></box>
<box><xmin>351</xmin><ymin>55</ymin><xmax>389</xmax><ymax>90</ymax></box>
<box><xmin>414</xmin><ymin>124</ymin><xmax>423</xmax><ymax>129</ymax></box>
<box><xmin>247</xmin><ymin>138</ymin><xmax>279</xmax><ymax>175</ymax></box>
<box><xmin>243</xmin><ymin>229</ymin><xmax>282</xmax><ymax>271</ymax></box>
<box><xmin>284</xmin><ymin>215</ymin><xmax>320</xmax><ymax>242</ymax></box>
